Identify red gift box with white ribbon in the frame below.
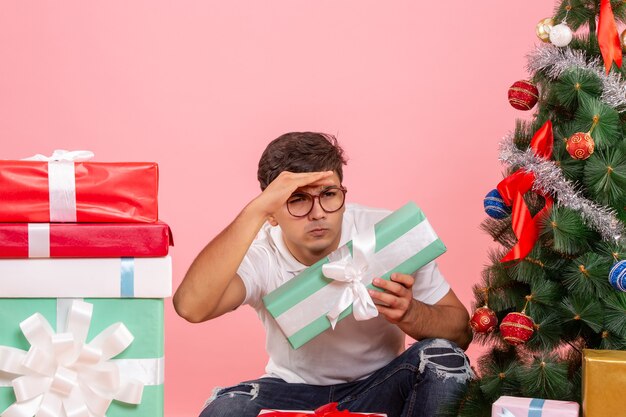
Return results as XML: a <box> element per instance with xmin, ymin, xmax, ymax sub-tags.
<box><xmin>0</xmin><ymin>150</ymin><xmax>158</xmax><ymax>223</ymax></box>
<box><xmin>0</xmin><ymin>221</ymin><xmax>172</xmax><ymax>258</ymax></box>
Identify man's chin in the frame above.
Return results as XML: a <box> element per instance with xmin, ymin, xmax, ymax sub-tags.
<box><xmin>305</xmin><ymin>238</ymin><xmax>338</xmax><ymax>258</ymax></box>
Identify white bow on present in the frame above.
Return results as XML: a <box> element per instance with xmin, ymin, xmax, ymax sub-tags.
<box><xmin>322</xmin><ymin>227</ymin><xmax>380</xmax><ymax>328</ymax></box>
<box><xmin>21</xmin><ymin>150</ymin><xmax>95</xmax><ymax>223</ymax></box>
<box><xmin>22</xmin><ymin>150</ymin><xmax>95</xmax><ymax>163</ymax></box>
<box><xmin>0</xmin><ymin>300</ymin><xmax>144</xmax><ymax>417</ymax></box>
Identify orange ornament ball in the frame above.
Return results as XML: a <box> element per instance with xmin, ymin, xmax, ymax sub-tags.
<box><xmin>566</xmin><ymin>132</ymin><xmax>595</xmax><ymax>160</ymax></box>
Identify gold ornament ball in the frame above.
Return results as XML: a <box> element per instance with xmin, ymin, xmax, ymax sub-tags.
<box><xmin>621</xmin><ymin>29</ymin><xmax>626</xmax><ymax>49</ymax></box>
<box><xmin>536</xmin><ymin>18</ymin><xmax>554</xmax><ymax>43</ymax></box>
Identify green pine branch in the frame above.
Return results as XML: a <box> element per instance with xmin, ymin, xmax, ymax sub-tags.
<box><xmin>560</xmin><ymin>252</ymin><xmax>613</xmax><ymax>298</ymax></box>
<box><xmin>583</xmin><ymin>145</ymin><xmax>626</xmax><ymax>207</ymax></box>
<box><xmin>518</xmin><ymin>354</ymin><xmax>573</xmax><ymax>399</ymax></box>
<box><xmin>539</xmin><ymin>206</ymin><xmax>596</xmax><ymax>256</ymax></box>
<box><xmin>603</xmin><ymin>292</ymin><xmax>626</xmax><ymax>339</ymax></box>
<box><xmin>524</xmin><ymin>312</ymin><xmax>566</xmax><ymax>351</ymax></box>
<box><xmin>554</xmin><ymin>69</ymin><xmax>603</xmax><ymax>110</ymax></box>
<box><xmin>573</xmin><ymin>95</ymin><xmax>622</xmax><ymax>150</ymax></box>
<box><xmin>560</xmin><ymin>293</ymin><xmax>605</xmax><ymax>334</ymax></box>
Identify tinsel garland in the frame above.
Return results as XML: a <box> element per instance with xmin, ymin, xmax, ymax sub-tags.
<box><xmin>526</xmin><ymin>44</ymin><xmax>626</xmax><ymax>110</ymax></box>
<box><xmin>499</xmin><ymin>134</ymin><xmax>624</xmax><ymax>242</ymax></box>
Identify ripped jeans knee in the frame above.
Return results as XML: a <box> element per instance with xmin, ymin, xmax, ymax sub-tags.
<box><xmin>199</xmin><ymin>382</ymin><xmax>260</xmax><ymax>417</ymax></box>
<box><xmin>413</xmin><ymin>338</ymin><xmax>474</xmax><ymax>385</ymax></box>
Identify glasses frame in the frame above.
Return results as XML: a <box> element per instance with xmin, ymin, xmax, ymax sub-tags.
<box><xmin>286</xmin><ymin>186</ymin><xmax>348</xmax><ymax>218</ymax></box>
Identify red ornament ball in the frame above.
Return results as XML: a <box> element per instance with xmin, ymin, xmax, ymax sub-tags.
<box><xmin>566</xmin><ymin>132</ymin><xmax>595</xmax><ymax>160</ymax></box>
<box><xmin>499</xmin><ymin>312</ymin><xmax>535</xmax><ymax>345</ymax></box>
<box><xmin>508</xmin><ymin>80</ymin><xmax>539</xmax><ymax>110</ymax></box>
<box><xmin>470</xmin><ymin>306</ymin><xmax>498</xmax><ymax>333</ymax></box>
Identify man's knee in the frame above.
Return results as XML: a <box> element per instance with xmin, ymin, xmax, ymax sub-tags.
<box><xmin>409</xmin><ymin>338</ymin><xmax>474</xmax><ymax>385</ymax></box>
<box><xmin>199</xmin><ymin>382</ymin><xmax>260</xmax><ymax>417</ymax></box>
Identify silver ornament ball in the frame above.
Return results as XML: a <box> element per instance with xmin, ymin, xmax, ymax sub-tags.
<box><xmin>549</xmin><ymin>23</ymin><xmax>573</xmax><ymax>47</ymax></box>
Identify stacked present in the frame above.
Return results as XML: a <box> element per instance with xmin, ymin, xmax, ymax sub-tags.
<box><xmin>0</xmin><ymin>150</ymin><xmax>172</xmax><ymax>417</ymax></box>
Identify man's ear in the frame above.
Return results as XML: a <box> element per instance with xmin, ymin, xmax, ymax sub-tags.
<box><xmin>267</xmin><ymin>215</ymin><xmax>278</xmax><ymax>227</ymax></box>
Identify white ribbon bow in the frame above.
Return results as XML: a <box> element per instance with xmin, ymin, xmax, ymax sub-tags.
<box><xmin>0</xmin><ymin>300</ymin><xmax>144</xmax><ymax>417</ymax></box>
<box><xmin>322</xmin><ymin>227</ymin><xmax>380</xmax><ymax>329</ymax></box>
<box><xmin>22</xmin><ymin>150</ymin><xmax>95</xmax><ymax>162</ymax></box>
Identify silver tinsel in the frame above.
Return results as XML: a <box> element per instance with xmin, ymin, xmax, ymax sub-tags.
<box><xmin>499</xmin><ymin>134</ymin><xmax>624</xmax><ymax>243</ymax></box>
<box><xmin>526</xmin><ymin>44</ymin><xmax>626</xmax><ymax>110</ymax></box>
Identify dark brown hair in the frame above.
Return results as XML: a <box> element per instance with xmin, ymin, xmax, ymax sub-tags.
<box><xmin>257</xmin><ymin>132</ymin><xmax>347</xmax><ymax>190</ymax></box>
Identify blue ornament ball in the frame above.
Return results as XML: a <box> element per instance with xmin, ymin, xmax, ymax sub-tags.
<box><xmin>609</xmin><ymin>260</ymin><xmax>626</xmax><ymax>292</ymax></box>
<box><xmin>484</xmin><ymin>189</ymin><xmax>511</xmax><ymax>219</ymax></box>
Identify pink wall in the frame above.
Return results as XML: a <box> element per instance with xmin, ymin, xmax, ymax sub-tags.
<box><xmin>1</xmin><ymin>1</ymin><xmax>552</xmax><ymax>415</ymax></box>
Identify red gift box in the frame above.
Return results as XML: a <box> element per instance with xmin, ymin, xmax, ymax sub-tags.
<box><xmin>258</xmin><ymin>403</ymin><xmax>387</xmax><ymax>417</ymax></box>
<box><xmin>0</xmin><ymin>159</ymin><xmax>158</xmax><ymax>223</ymax></box>
<box><xmin>0</xmin><ymin>221</ymin><xmax>173</xmax><ymax>258</ymax></box>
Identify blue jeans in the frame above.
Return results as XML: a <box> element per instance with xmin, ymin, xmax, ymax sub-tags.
<box><xmin>199</xmin><ymin>338</ymin><xmax>473</xmax><ymax>417</ymax></box>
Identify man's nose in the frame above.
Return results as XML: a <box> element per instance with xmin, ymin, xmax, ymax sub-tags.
<box><xmin>308</xmin><ymin>196</ymin><xmax>326</xmax><ymax>220</ymax></box>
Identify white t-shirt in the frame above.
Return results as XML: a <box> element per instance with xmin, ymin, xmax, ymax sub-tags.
<box><xmin>237</xmin><ymin>203</ymin><xmax>450</xmax><ymax>385</ymax></box>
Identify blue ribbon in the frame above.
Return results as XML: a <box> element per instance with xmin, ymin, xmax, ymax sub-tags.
<box><xmin>120</xmin><ymin>257</ymin><xmax>135</xmax><ymax>297</ymax></box>
<box><xmin>529</xmin><ymin>398</ymin><xmax>545</xmax><ymax>417</ymax></box>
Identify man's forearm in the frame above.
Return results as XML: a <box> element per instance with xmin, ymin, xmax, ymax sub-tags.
<box><xmin>399</xmin><ymin>300</ymin><xmax>473</xmax><ymax>349</ymax></box>
<box><xmin>174</xmin><ymin>171</ymin><xmax>337</xmax><ymax>323</ymax></box>
<box><xmin>173</xmin><ymin>202</ymin><xmax>267</xmax><ymax>322</ymax></box>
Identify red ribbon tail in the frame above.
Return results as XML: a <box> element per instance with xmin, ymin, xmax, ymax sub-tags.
<box><xmin>530</xmin><ymin>120</ymin><xmax>554</xmax><ymax>159</ymax></box>
<box><xmin>501</xmin><ymin>194</ymin><xmax>554</xmax><ymax>263</ymax></box>
<box><xmin>599</xmin><ymin>0</ymin><xmax>623</xmax><ymax>73</ymax></box>
<box><xmin>501</xmin><ymin>191</ymin><xmax>537</xmax><ymax>263</ymax></box>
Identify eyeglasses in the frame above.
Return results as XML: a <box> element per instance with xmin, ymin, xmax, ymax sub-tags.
<box><xmin>286</xmin><ymin>186</ymin><xmax>347</xmax><ymax>217</ymax></box>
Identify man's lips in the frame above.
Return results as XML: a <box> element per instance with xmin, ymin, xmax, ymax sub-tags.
<box><xmin>307</xmin><ymin>227</ymin><xmax>328</xmax><ymax>236</ymax></box>
<box><xmin>305</xmin><ymin>223</ymin><xmax>328</xmax><ymax>233</ymax></box>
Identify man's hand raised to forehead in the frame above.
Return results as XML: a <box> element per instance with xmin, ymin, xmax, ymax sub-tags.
<box><xmin>252</xmin><ymin>171</ymin><xmax>335</xmax><ymax>218</ymax></box>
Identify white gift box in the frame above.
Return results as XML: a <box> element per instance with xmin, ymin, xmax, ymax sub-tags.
<box><xmin>0</xmin><ymin>255</ymin><xmax>172</xmax><ymax>297</ymax></box>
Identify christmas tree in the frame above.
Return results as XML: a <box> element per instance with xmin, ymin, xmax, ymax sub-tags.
<box><xmin>446</xmin><ymin>1</ymin><xmax>626</xmax><ymax>415</ymax></box>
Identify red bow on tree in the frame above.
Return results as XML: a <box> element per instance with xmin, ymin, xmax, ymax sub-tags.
<box><xmin>497</xmin><ymin>121</ymin><xmax>554</xmax><ymax>263</ymax></box>
<box><xmin>598</xmin><ymin>0</ymin><xmax>623</xmax><ymax>73</ymax></box>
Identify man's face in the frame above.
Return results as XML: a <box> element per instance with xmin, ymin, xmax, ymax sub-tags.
<box><xmin>270</xmin><ymin>172</ymin><xmax>345</xmax><ymax>266</ymax></box>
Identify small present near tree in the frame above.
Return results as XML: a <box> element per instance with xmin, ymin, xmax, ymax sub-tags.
<box><xmin>443</xmin><ymin>1</ymin><xmax>626</xmax><ymax>416</ymax></box>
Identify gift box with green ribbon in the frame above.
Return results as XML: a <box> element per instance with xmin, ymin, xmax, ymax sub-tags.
<box><xmin>263</xmin><ymin>201</ymin><xmax>446</xmax><ymax>349</ymax></box>
<box><xmin>0</xmin><ymin>298</ymin><xmax>164</xmax><ymax>417</ymax></box>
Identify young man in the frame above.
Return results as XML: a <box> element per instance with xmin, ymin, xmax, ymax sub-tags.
<box><xmin>174</xmin><ymin>132</ymin><xmax>473</xmax><ymax>417</ymax></box>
